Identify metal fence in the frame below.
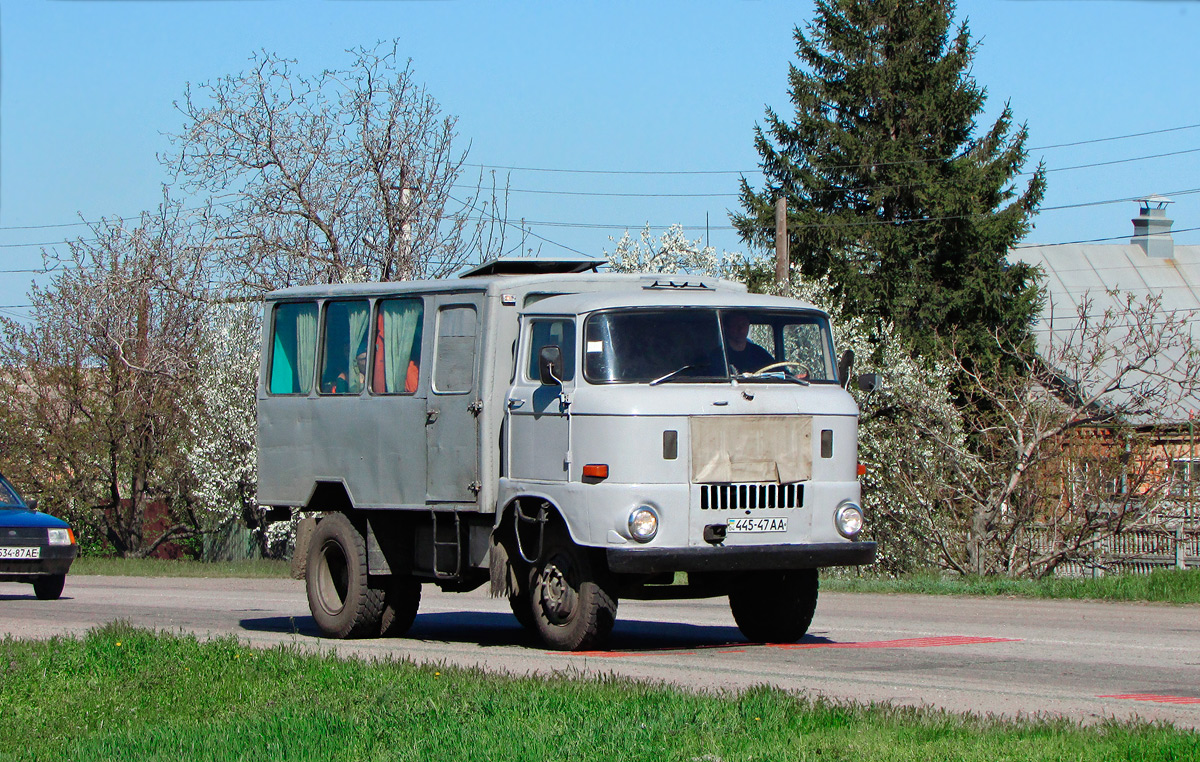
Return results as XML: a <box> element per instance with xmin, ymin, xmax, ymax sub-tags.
<box><xmin>201</xmin><ymin>521</ymin><xmax>261</xmax><ymax>562</ymax></box>
<box><xmin>1028</xmin><ymin>527</ymin><xmax>1199</xmax><ymax>577</ymax></box>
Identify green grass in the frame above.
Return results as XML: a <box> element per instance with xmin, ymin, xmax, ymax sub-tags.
<box><xmin>822</xmin><ymin>567</ymin><xmax>1200</xmax><ymax>604</ymax></box>
<box><xmin>0</xmin><ymin>624</ymin><xmax>1195</xmax><ymax>761</ymax></box>
<box><xmin>71</xmin><ymin>556</ymin><xmax>291</xmax><ymax>579</ymax></box>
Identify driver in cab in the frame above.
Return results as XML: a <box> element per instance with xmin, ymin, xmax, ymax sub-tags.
<box><xmin>722</xmin><ymin>312</ymin><xmax>773</xmax><ymax>374</ymax></box>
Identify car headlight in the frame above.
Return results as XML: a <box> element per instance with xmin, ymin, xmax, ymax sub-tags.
<box><xmin>834</xmin><ymin>503</ymin><xmax>864</xmax><ymax>539</ymax></box>
<box><xmin>628</xmin><ymin>505</ymin><xmax>659</xmax><ymax>543</ymax></box>
<box><xmin>47</xmin><ymin>528</ymin><xmax>74</xmax><ymax>546</ymax></box>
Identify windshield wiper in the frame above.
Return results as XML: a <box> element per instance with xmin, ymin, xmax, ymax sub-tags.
<box><xmin>649</xmin><ymin>364</ymin><xmax>703</xmax><ymax>386</ymax></box>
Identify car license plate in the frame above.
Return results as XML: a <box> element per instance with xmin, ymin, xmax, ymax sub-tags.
<box><xmin>0</xmin><ymin>546</ymin><xmax>40</xmax><ymax>559</ymax></box>
<box><xmin>726</xmin><ymin>517</ymin><xmax>787</xmax><ymax>533</ymax></box>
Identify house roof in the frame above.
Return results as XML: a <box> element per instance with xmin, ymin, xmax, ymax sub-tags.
<box><xmin>1008</xmin><ymin>241</ymin><xmax>1200</xmax><ymax>425</ymax></box>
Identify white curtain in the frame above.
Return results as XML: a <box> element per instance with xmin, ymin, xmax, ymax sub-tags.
<box><xmin>295</xmin><ymin>305</ymin><xmax>317</xmax><ymax>394</ymax></box>
<box><xmin>270</xmin><ymin>303</ymin><xmax>317</xmax><ymax>394</ymax></box>
<box><xmin>382</xmin><ymin>299</ymin><xmax>422</xmax><ymax>393</ymax></box>
<box><xmin>346</xmin><ymin>302</ymin><xmax>370</xmax><ymax>393</ymax></box>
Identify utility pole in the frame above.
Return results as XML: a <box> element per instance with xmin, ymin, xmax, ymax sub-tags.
<box><xmin>775</xmin><ymin>196</ymin><xmax>789</xmax><ymax>287</ymax></box>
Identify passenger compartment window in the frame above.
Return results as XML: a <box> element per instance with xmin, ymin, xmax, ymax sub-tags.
<box><xmin>433</xmin><ymin>305</ymin><xmax>477</xmax><ymax>394</ymax></box>
<box><xmin>527</xmin><ymin>318</ymin><xmax>575</xmax><ymax>382</ymax></box>
<box><xmin>372</xmin><ymin>298</ymin><xmax>423</xmax><ymax>395</ymax></box>
<box><xmin>268</xmin><ymin>302</ymin><xmax>318</xmax><ymax>395</ymax></box>
<box><xmin>319</xmin><ymin>300</ymin><xmax>370</xmax><ymax>395</ymax></box>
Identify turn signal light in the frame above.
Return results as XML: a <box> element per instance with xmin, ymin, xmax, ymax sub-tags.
<box><xmin>583</xmin><ymin>464</ymin><xmax>609</xmax><ymax>479</ymax></box>
<box><xmin>857</xmin><ymin>464</ymin><xmax>867</xmax><ymax>476</ymax></box>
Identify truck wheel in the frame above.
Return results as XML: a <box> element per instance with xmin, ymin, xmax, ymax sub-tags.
<box><xmin>729</xmin><ymin>568</ymin><xmax>818</xmax><ymax>643</ymax></box>
<box><xmin>508</xmin><ymin>589</ymin><xmax>535</xmax><ymax>631</ymax></box>
<box><xmin>32</xmin><ymin>574</ymin><xmax>65</xmax><ymax>600</ymax></box>
<box><xmin>529</xmin><ymin>532</ymin><xmax>617</xmax><ymax>651</ymax></box>
<box><xmin>306</xmin><ymin>513</ymin><xmax>385</xmax><ymax>638</ymax></box>
<box><xmin>379</xmin><ymin>577</ymin><xmax>421</xmax><ymax>637</ymax></box>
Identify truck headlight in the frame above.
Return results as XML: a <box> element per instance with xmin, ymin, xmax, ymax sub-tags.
<box><xmin>628</xmin><ymin>505</ymin><xmax>659</xmax><ymax>543</ymax></box>
<box><xmin>834</xmin><ymin>503</ymin><xmax>864</xmax><ymax>539</ymax></box>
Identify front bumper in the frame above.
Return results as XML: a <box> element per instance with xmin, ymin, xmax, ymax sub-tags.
<box><xmin>606</xmin><ymin>540</ymin><xmax>877</xmax><ymax>574</ymax></box>
<box><xmin>0</xmin><ymin>545</ymin><xmax>77</xmax><ymax>582</ymax></box>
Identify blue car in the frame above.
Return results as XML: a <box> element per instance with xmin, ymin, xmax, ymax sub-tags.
<box><xmin>0</xmin><ymin>474</ymin><xmax>78</xmax><ymax>599</ymax></box>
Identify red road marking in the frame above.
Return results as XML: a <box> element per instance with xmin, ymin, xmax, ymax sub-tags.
<box><xmin>1099</xmin><ymin>693</ymin><xmax>1200</xmax><ymax>705</ymax></box>
<box><xmin>563</xmin><ymin>635</ymin><xmax>1018</xmax><ymax>657</ymax></box>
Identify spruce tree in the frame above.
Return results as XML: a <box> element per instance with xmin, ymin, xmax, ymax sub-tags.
<box><xmin>733</xmin><ymin>0</ymin><xmax>1046</xmax><ymax>370</ymax></box>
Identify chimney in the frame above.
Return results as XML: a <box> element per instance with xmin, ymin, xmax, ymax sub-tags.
<box><xmin>1132</xmin><ymin>195</ymin><xmax>1174</xmax><ymax>258</ymax></box>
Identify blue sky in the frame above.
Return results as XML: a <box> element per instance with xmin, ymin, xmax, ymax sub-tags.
<box><xmin>1</xmin><ymin>0</ymin><xmax>1198</xmax><ymax>316</ymax></box>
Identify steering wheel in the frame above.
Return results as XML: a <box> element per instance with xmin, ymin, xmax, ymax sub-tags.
<box><xmin>747</xmin><ymin>361</ymin><xmax>810</xmax><ymax>378</ymax></box>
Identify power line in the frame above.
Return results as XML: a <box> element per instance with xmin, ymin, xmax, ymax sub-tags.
<box><xmin>0</xmin><ymin>220</ymin><xmax>92</xmax><ymax>231</ymax></box>
<box><xmin>0</xmin><ymin>239</ymin><xmax>79</xmax><ymax>248</ymax></box>
<box><xmin>1013</xmin><ymin>226</ymin><xmax>1200</xmax><ymax>248</ymax></box>
<box><xmin>1041</xmin><ymin>187</ymin><xmax>1200</xmax><ymax>212</ymax></box>
<box><xmin>1034</xmin><ymin>147</ymin><xmax>1200</xmax><ymax>176</ymax></box>
<box><xmin>463</xmin><ymin>122</ymin><xmax>1200</xmax><ymax>177</ymax></box>
<box><xmin>454</xmin><ymin>148</ymin><xmax>1200</xmax><ymax>200</ymax></box>
<box><xmin>1030</xmin><ymin>123</ymin><xmax>1200</xmax><ymax>151</ymax></box>
<box><xmin>447</xmin><ymin>193</ymin><xmax>590</xmax><ymax>257</ymax></box>
<box><xmin>2</xmin><ymin>143</ymin><xmax>1197</xmax><ymax>233</ymax></box>
<box><xmin>455</xmin><ymin>184</ymin><xmax>737</xmax><ymax>199</ymax></box>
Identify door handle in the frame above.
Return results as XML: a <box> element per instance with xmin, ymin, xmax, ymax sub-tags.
<box><xmin>426</xmin><ymin>409</ymin><xmax>439</xmax><ymax>424</ymax></box>
<box><xmin>507</xmin><ymin>398</ymin><xmax>525</xmax><ymax>409</ymax></box>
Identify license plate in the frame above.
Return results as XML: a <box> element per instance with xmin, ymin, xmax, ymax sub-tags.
<box><xmin>726</xmin><ymin>517</ymin><xmax>787</xmax><ymax>533</ymax></box>
<box><xmin>0</xmin><ymin>546</ymin><xmax>40</xmax><ymax>560</ymax></box>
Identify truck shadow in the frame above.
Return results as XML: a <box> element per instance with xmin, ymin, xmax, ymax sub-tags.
<box><xmin>237</xmin><ymin>611</ymin><xmax>815</xmax><ymax>652</ymax></box>
<box><xmin>0</xmin><ymin>591</ymin><xmax>73</xmax><ymax>602</ymax></box>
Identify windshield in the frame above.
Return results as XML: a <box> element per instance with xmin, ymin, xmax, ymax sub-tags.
<box><xmin>0</xmin><ymin>476</ymin><xmax>23</xmax><ymax>508</ymax></box>
<box><xmin>583</xmin><ymin>308</ymin><xmax>837</xmax><ymax>384</ymax></box>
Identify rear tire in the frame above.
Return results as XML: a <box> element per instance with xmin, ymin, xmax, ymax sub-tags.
<box><xmin>306</xmin><ymin>513</ymin><xmax>384</xmax><ymax>638</ymax></box>
<box><xmin>528</xmin><ymin>529</ymin><xmax>617</xmax><ymax>651</ymax></box>
<box><xmin>729</xmin><ymin>568</ymin><xmax>818</xmax><ymax>643</ymax></box>
<box><xmin>32</xmin><ymin>574</ymin><xmax>65</xmax><ymax>600</ymax></box>
<box><xmin>379</xmin><ymin>577</ymin><xmax>421</xmax><ymax>637</ymax></box>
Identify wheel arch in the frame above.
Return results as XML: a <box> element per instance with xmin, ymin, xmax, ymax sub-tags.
<box><xmin>495</xmin><ymin>493</ymin><xmax>588</xmax><ymax>552</ymax></box>
<box><xmin>300</xmin><ymin>485</ymin><xmax>396</xmax><ymax>577</ymax></box>
<box><xmin>304</xmin><ymin>480</ymin><xmax>355</xmax><ymax>515</ymax></box>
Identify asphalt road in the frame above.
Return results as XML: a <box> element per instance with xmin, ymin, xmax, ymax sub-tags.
<box><xmin>2</xmin><ymin>575</ymin><xmax>1199</xmax><ymax>729</ymax></box>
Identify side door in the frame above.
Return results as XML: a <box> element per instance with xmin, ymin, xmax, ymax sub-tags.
<box><xmin>506</xmin><ymin>315</ymin><xmax>575</xmax><ymax>482</ymax></box>
<box><xmin>426</xmin><ymin>296</ymin><xmax>484</xmax><ymax>504</ymax></box>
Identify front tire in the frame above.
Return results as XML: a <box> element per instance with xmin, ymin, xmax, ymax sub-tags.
<box><xmin>508</xmin><ymin>588</ymin><xmax>536</xmax><ymax>631</ymax></box>
<box><xmin>729</xmin><ymin>569</ymin><xmax>818</xmax><ymax>643</ymax></box>
<box><xmin>528</xmin><ymin>530</ymin><xmax>617</xmax><ymax>651</ymax></box>
<box><xmin>32</xmin><ymin>574</ymin><xmax>65</xmax><ymax>600</ymax></box>
<box><xmin>306</xmin><ymin>513</ymin><xmax>385</xmax><ymax>638</ymax></box>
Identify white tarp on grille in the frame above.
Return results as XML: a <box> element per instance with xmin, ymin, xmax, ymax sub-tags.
<box><xmin>690</xmin><ymin>415</ymin><xmax>812</xmax><ymax>484</ymax></box>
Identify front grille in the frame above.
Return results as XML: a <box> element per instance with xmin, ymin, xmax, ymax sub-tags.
<box><xmin>699</xmin><ymin>483</ymin><xmax>803</xmax><ymax>510</ymax></box>
<box><xmin>0</xmin><ymin>527</ymin><xmax>44</xmax><ymax>543</ymax></box>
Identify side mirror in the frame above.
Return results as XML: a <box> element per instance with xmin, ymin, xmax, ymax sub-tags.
<box><xmin>856</xmin><ymin>373</ymin><xmax>881</xmax><ymax>393</ymax></box>
<box><xmin>837</xmin><ymin>349</ymin><xmax>854</xmax><ymax>389</ymax></box>
<box><xmin>26</xmin><ymin>498</ymin><xmax>38</xmax><ymax>512</ymax></box>
<box><xmin>538</xmin><ymin>345</ymin><xmax>563</xmax><ymax>386</ymax></box>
